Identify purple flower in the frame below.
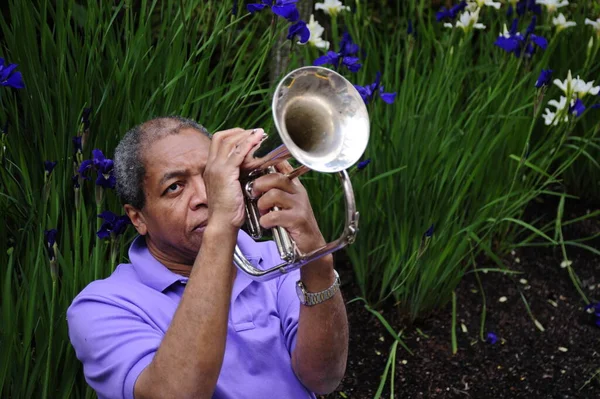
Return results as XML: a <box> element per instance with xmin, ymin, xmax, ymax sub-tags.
<box><xmin>314</xmin><ymin>32</ymin><xmax>362</xmax><ymax>72</ymax></box>
<box><xmin>495</xmin><ymin>18</ymin><xmax>547</xmax><ymax>58</ymax></box>
<box><xmin>73</xmin><ymin>136</ymin><xmax>82</xmax><ymax>153</ymax></box>
<box><xmin>72</xmin><ymin>175</ymin><xmax>80</xmax><ymax>189</ymax></box>
<box><xmin>357</xmin><ymin>158</ymin><xmax>371</xmax><ymax>170</ymax></box>
<box><xmin>44</xmin><ymin>161</ymin><xmax>57</xmax><ymax>175</ymax></box>
<box><xmin>569</xmin><ymin>98</ymin><xmax>586</xmax><ymax>117</ymax></box>
<box><xmin>97</xmin><ymin>211</ymin><xmax>131</xmax><ymax>239</ymax></box>
<box><xmin>232</xmin><ymin>0</ymin><xmax>239</xmax><ymax>16</ymax></box>
<box><xmin>516</xmin><ymin>0</ymin><xmax>541</xmax><ymax>16</ymax></box>
<box><xmin>287</xmin><ymin>20</ymin><xmax>310</xmax><ymax>44</ymax></box>
<box><xmin>81</xmin><ymin>107</ymin><xmax>92</xmax><ymax>130</ymax></box>
<box><xmin>535</xmin><ymin>69</ymin><xmax>553</xmax><ymax>88</ymax></box>
<box><xmin>486</xmin><ymin>332</ymin><xmax>498</xmax><ymax>344</ymax></box>
<box><xmin>78</xmin><ymin>149</ymin><xmax>116</xmax><ymax>189</ymax></box>
<box><xmin>408</xmin><ymin>19</ymin><xmax>414</xmax><ymax>36</ymax></box>
<box><xmin>425</xmin><ymin>224</ymin><xmax>435</xmax><ymax>238</ymax></box>
<box><xmin>44</xmin><ymin>229</ymin><xmax>58</xmax><ymax>260</ymax></box>
<box><xmin>0</xmin><ymin>58</ymin><xmax>25</xmax><ymax>89</ymax></box>
<box><xmin>436</xmin><ymin>1</ymin><xmax>467</xmax><ymax>22</ymax></box>
<box><xmin>247</xmin><ymin>0</ymin><xmax>299</xmax><ymax>22</ymax></box>
<box><xmin>584</xmin><ymin>302</ymin><xmax>600</xmax><ymax>327</ymax></box>
<box><xmin>354</xmin><ymin>72</ymin><xmax>396</xmax><ymax>105</ymax></box>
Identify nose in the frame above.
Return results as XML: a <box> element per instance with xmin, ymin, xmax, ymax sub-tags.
<box><xmin>189</xmin><ymin>175</ymin><xmax>208</xmax><ymax>210</ymax></box>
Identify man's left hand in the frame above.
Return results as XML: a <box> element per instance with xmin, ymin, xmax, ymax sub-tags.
<box><xmin>249</xmin><ymin>161</ymin><xmax>325</xmax><ymax>254</ymax></box>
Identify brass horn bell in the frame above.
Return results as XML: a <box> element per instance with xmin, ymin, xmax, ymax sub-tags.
<box><xmin>234</xmin><ymin>66</ymin><xmax>370</xmax><ymax>281</ymax></box>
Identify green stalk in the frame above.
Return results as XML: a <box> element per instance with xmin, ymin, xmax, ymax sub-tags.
<box><xmin>42</xmin><ymin>277</ymin><xmax>57</xmax><ymax>399</ymax></box>
<box><xmin>451</xmin><ymin>290</ymin><xmax>457</xmax><ymax>355</ymax></box>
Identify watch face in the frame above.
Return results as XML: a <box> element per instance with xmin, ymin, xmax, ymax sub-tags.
<box><xmin>296</xmin><ymin>282</ymin><xmax>306</xmax><ymax>305</ymax></box>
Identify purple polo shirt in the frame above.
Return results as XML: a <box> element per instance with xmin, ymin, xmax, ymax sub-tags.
<box><xmin>67</xmin><ymin>231</ymin><xmax>316</xmax><ymax>399</ymax></box>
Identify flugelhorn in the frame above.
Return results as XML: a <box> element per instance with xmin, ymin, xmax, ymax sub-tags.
<box><xmin>234</xmin><ymin>66</ymin><xmax>370</xmax><ymax>281</ymax></box>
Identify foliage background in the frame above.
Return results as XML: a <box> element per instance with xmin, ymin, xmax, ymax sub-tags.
<box><xmin>0</xmin><ymin>0</ymin><xmax>598</xmax><ymax>397</ymax></box>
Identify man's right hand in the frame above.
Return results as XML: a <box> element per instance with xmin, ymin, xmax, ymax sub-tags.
<box><xmin>203</xmin><ymin>127</ymin><xmax>265</xmax><ymax>230</ymax></box>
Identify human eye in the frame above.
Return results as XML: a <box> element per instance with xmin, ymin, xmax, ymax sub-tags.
<box><xmin>163</xmin><ymin>182</ymin><xmax>183</xmax><ymax>195</ymax></box>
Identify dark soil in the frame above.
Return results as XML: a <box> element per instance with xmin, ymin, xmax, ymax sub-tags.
<box><xmin>322</xmin><ymin>196</ymin><xmax>600</xmax><ymax>399</ymax></box>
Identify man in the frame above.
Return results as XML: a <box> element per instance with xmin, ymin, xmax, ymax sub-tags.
<box><xmin>67</xmin><ymin>116</ymin><xmax>349</xmax><ymax>399</ymax></box>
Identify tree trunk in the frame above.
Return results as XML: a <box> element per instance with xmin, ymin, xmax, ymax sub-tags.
<box><xmin>269</xmin><ymin>1</ymin><xmax>313</xmax><ymax>85</ymax></box>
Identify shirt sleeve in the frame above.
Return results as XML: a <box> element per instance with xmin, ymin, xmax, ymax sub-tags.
<box><xmin>67</xmin><ymin>290</ymin><xmax>162</xmax><ymax>399</ymax></box>
<box><xmin>275</xmin><ymin>268</ymin><xmax>302</xmax><ymax>355</ymax></box>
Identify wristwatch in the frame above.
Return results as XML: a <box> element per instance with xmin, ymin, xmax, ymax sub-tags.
<box><xmin>296</xmin><ymin>270</ymin><xmax>340</xmax><ymax>306</ymax></box>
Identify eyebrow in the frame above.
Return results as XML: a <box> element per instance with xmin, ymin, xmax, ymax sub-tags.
<box><xmin>159</xmin><ymin>170</ymin><xmax>189</xmax><ymax>187</ymax></box>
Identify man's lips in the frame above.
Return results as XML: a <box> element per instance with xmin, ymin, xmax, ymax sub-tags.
<box><xmin>193</xmin><ymin>221</ymin><xmax>208</xmax><ymax>232</ymax></box>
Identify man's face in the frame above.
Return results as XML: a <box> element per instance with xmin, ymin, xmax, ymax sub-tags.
<box><xmin>131</xmin><ymin>128</ymin><xmax>212</xmax><ymax>265</ymax></box>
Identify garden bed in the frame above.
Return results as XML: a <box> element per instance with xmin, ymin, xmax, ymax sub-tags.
<box><xmin>324</xmin><ymin>196</ymin><xmax>600</xmax><ymax>398</ymax></box>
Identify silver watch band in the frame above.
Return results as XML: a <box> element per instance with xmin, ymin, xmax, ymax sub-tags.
<box><xmin>297</xmin><ymin>270</ymin><xmax>340</xmax><ymax>306</ymax></box>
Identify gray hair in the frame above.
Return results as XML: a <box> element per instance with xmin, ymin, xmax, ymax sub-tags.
<box><xmin>114</xmin><ymin>116</ymin><xmax>210</xmax><ymax>209</ymax></box>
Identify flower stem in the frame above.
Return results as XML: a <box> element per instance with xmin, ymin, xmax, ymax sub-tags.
<box><xmin>42</xmin><ymin>278</ymin><xmax>57</xmax><ymax>399</ymax></box>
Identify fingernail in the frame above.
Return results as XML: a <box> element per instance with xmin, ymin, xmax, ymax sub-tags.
<box><xmin>262</xmin><ymin>132</ymin><xmax>268</xmax><ymax>139</ymax></box>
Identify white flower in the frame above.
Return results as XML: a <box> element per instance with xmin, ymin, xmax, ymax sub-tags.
<box><xmin>535</xmin><ymin>0</ymin><xmax>569</xmax><ymax>13</ymax></box>
<box><xmin>553</xmin><ymin>70</ymin><xmax>575</xmax><ymax>97</ymax></box>
<box><xmin>585</xmin><ymin>18</ymin><xmax>600</xmax><ymax>35</ymax></box>
<box><xmin>552</xmin><ymin>13</ymin><xmax>576</xmax><ymax>32</ymax></box>
<box><xmin>314</xmin><ymin>0</ymin><xmax>350</xmax><ymax>16</ymax></box>
<box><xmin>543</xmin><ymin>96</ymin><xmax>569</xmax><ymax>126</ymax></box>
<box><xmin>303</xmin><ymin>14</ymin><xmax>330</xmax><ymax>49</ymax></box>
<box><xmin>573</xmin><ymin>78</ymin><xmax>600</xmax><ymax>97</ymax></box>
<box><xmin>446</xmin><ymin>8</ymin><xmax>486</xmax><ymax>31</ymax></box>
<box><xmin>554</xmin><ymin>70</ymin><xmax>600</xmax><ymax>98</ymax></box>
<box><xmin>473</xmin><ymin>0</ymin><xmax>502</xmax><ymax>9</ymax></box>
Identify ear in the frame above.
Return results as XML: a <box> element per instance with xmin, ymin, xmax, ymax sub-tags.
<box><xmin>124</xmin><ymin>204</ymin><xmax>148</xmax><ymax>236</ymax></box>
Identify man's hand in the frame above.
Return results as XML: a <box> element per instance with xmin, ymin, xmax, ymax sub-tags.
<box><xmin>250</xmin><ymin>161</ymin><xmax>326</xmax><ymax>254</ymax></box>
<box><xmin>204</xmin><ymin>128</ymin><xmax>265</xmax><ymax>230</ymax></box>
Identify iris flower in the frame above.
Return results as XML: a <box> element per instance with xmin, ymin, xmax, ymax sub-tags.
<box><xmin>486</xmin><ymin>332</ymin><xmax>498</xmax><ymax>344</ymax></box>
<box><xmin>516</xmin><ymin>0</ymin><xmax>541</xmax><ymax>15</ymax></box>
<box><xmin>314</xmin><ymin>32</ymin><xmax>362</xmax><ymax>72</ymax></box>
<box><xmin>247</xmin><ymin>0</ymin><xmax>300</xmax><ymax>22</ymax></box>
<box><xmin>72</xmin><ymin>175</ymin><xmax>80</xmax><ymax>190</ymax></box>
<box><xmin>444</xmin><ymin>7</ymin><xmax>486</xmax><ymax>32</ymax></box>
<box><xmin>495</xmin><ymin>17</ymin><xmax>547</xmax><ymax>58</ymax></box>
<box><xmin>552</xmin><ymin>13</ymin><xmax>576</xmax><ymax>32</ymax></box>
<box><xmin>585</xmin><ymin>302</ymin><xmax>600</xmax><ymax>327</ymax></box>
<box><xmin>542</xmin><ymin>96</ymin><xmax>569</xmax><ymax>125</ymax></box>
<box><xmin>535</xmin><ymin>0</ymin><xmax>568</xmax><ymax>13</ymax></box>
<box><xmin>314</xmin><ymin>0</ymin><xmax>350</xmax><ymax>16</ymax></box>
<box><xmin>44</xmin><ymin>161</ymin><xmax>57</xmax><ymax>176</ymax></box>
<box><xmin>473</xmin><ymin>0</ymin><xmax>502</xmax><ymax>9</ymax></box>
<box><xmin>357</xmin><ymin>159</ymin><xmax>371</xmax><ymax>170</ymax></box>
<box><xmin>73</xmin><ymin>136</ymin><xmax>82</xmax><ymax>153</ymax></box>
<box><xmin>79</xmin><ymin>149</ymin><xmax>116</xmax><ymax>189</ymax></box>
<box><xmin>553</xmin><ymin>70</ymin><xmax>600</xmax><ymax>98</ymax></box>
<box><xmin>97</xmin><ymin>211</ymin><xmax>131</xmax><ymax>239</ymax></box>
<box><xmin>287</xmin><ymin>20</ymin><xmax>310</xmax><ymax>44</ymax></box>
<box><xmin>354</xmin><ymin>72</ymin><xmax>396</xmax><ymax>105</ymax></box>
<box><xmin>44</xmin><ymin>229</ymin><xmax>58</xmax><ymax>260</ymax></box>
<box><xmin>0</xmin><ymin>58</ymin><xmax>25</xmax><ymax>89</ymax></box>
<box><xmin>425</xmin><ymin>224</ymin><xmax>435</xmax><ymax>238</ymax></box>
<box><xmin>535</xmin><ymin>69</ymin><xmax>553</xmax><ymax>88</ymax></box>
<box><xmin>585</xmin><ymin>18</ymin><xmax>600</xmax><ymax>36</ymax></box>
<box><xmin>569</xmin><ymin>98</ymin><xmax>585</xmax><ymax>117</ymax></box>
<box><xmin>436</xmin><ymin>1</ymin><xmax>467</xmax><ymax>22</ymax></box>
<box><xmin>303</xmin><ymin>14</ymin><xmax>329</xmax><ymax>49</ymax></box>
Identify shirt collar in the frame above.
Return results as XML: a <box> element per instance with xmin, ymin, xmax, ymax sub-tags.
<box><xmin>129</xmin><ymin>230</ymin><xmax>264</xmax><ymax>293</ymax></box>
